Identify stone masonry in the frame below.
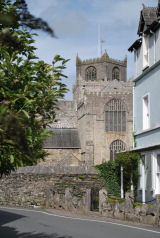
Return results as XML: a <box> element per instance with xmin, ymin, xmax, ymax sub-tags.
<box><xmin>0</xmin><ymin>174</ymin><xmax>104</xmax><ymax>213</ymax></box>
<box><xmin>42</xmin><ymin>52</ymin><xmax>133</xmax><ymax>170</ymax></box>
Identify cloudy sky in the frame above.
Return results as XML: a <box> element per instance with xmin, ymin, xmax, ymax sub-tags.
<box><xmin>26</xmin><ymin>0</ymin><xmax>158</xmax><ymax>100</ymax></box>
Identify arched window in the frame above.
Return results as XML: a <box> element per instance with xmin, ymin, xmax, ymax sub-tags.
<box><xmin>105</xmin><ymin>99</ymin><xmax>126</xmax><ymax>132</ymax></box>
<box><xmin>112</xmin><ymin>67</ymin><xmax>120</xmax><ymax>80</ymax></box>
<box><xmin>85</xmin><ymin>66</ymin><xmax>97</xmax><ymax>81</ymax></box>
<box><xmin>110</xmin><ymin>140</ymin><xmax>126</xmax><ymax>161</ymax></box>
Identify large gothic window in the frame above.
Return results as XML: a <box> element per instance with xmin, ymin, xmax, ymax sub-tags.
<box><xmin>105</xmin><ymin>99</ymin><xmax>126</xmax><ymax>132</ymax></box>
<box><xmin>110</xmin><ymin>140</ymin><xmax>126</xmax><ymax>161</ymax></box>
<box><xmin>112</xmin><ymin>67</ymin><xmax>120</xmax><ymax>80</ymax></box>
<box><xmin>85</xmin><ymin>66</ymin><xmax>97</xmax><ymax>81</ymax></box>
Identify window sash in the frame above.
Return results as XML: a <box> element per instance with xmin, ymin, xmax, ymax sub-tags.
<box><xmin>143</xmin><ymin>36</ymin><xmax>149</xmax><ymax>68</ymax></box>
<box><xmin>143</xmin><ymin>95</ymin><xmax>149</xmax><ymax>130</ymax></box>
<box><xmin>105</xmin><ymin>111</ymin><xmax>126</xmax><ymax>132</ymax></box>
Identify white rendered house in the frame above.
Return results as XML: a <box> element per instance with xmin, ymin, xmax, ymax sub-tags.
<box><xmin>129</xmin><ymin>1</ymin><xmax>160</xmax><ymax>203</ymax></box>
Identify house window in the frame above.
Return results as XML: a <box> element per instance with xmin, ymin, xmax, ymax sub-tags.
<box><xmin>154</xmin><ymin>31</ymin><xmax>158</xmax><ymax>64</ymax></box>
<box><xmin>157</xmin><ymin>155</ymin><xmax>160</xmax><ymax>173</ymax></box>
<box><xmin>143</xmin><ymin>35</ymin><xmax>149</xmax><ymax>69</ymax></box>
<box><xmin>112</xmin><ymin>67</ymin><xmax>120</xmax><ymax>80</ymax></box>
<box><xmin>105</xmin><ymin>99</ymin><xmax>126</xmax><ymax>131</ymax></box>
<box><xmin>143</xmin><ymin>94</ymin><xmax>149</xmax><ymax>130</ymax></box>
<box><xmin>110</xmin><ymin>140</ymin><xmax>126</xmax><ymax>161</ymax></box>
<box><xmin>85</xmin><ymin>66</ymin><xmax>97</xmax><ymax>81</ymax></box>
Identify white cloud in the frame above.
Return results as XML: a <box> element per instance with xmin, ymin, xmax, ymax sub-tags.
<box><xmin>26</xmin><ymin>0</ymin><xmax>59</xmax><ymax>16</ymax></box>
<box><xmin>54</xmin><ymin>11</ymin><xmax>88</xmax><ymax>38</ymax></box>
<box><xmin>91</xmin><ymin>0</ymin><xmax>157</xmax><ymax>25</ymax></box>
<box><xmin>26</xmin><ymin>0</ymin><xmax>159</xmax><ymax>100</ymax></box>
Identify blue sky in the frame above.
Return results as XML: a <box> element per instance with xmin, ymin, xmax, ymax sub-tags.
<box><xmin>26</xmin><ymin>0</ymin><xmax>158</xmax><ymax>100</ymax></box>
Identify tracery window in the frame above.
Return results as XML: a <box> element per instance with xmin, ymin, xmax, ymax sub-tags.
<box><xmin>112</xmin><ymin>67</ymin><xmax>120</xmax><ymax>80</ymax></box>
<box><xmin>110</xmin><ymin>140</ymin><xmax>126</xmax><ymax>161</ymax></box>
<box><xmin>85</xmin><ymin>66</ymin><xmax>97</xmax><ymax>81</ymax></box>
<box><xmin>105</xmin><ymin>99</ymin><xmax>126</xmax><ymax>132</ymax></box>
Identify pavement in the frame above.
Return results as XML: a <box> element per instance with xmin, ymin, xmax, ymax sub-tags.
<box><xmin>0</xmin><ymin>206</ymin><xmax>160</xmax><ymax>238</ymax></box>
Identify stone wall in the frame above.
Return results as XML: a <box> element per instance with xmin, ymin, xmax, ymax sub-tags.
<box><xmin>99</xmin><ymin>189</ymin><xmax>160</xmax><ymax>226</ymax></box>
<box><xmin>1</xmin><ymin>173</ymin><xmax>159</xmax><ymax>226</ymax></box>
<box><xmin>41</xmin><ymin>149</ymin><xmax>82</xmax><ymax>167</ymax></box>
<box><xmin>75</xmin><ymin>80</ymin><xmax>133</xmax><ymax>165</ymax></box>
<box><xmin>0</xmin><ymin>174</ymin><xmax>103</xmax><ymax>213</ymax></box>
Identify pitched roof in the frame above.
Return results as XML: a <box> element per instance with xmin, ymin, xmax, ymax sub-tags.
<box><xmin>138</xmin><ymin>7</ymin><xmax>158</xmax><ymax>35</ymax></box>
<box><xmin>44</xmin><ymin>128</ymin><xmax>81</xmax><ymax>149</ymax></box>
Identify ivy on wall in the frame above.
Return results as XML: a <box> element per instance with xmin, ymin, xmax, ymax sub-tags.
<box><xmin>95</xmin><ymin>152</ymin><xmax>141</xmax><ymax>197</ymax></box>
<box><xmin>95</xmin><ymin>161</ymin><xmax>120</xmax><ymax>196</ymax></box>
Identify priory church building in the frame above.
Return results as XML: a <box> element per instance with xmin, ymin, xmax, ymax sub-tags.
<box><xmin>43</xmin><ymin>52</ymin><xmax>133</xmax><ymax>171</ymax></box>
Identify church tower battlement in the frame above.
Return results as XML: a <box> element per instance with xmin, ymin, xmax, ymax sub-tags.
<box><xmin>73</xmin><ymin>52</ymin><xmax>128</xmax><ymax>105</ymax></box>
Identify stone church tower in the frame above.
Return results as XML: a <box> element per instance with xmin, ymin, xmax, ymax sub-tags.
<box><xmin>43</xmin><ymin>52</ymin><xmax>133</xmax><ymax>172</ymax></box>
<box><xmin>73</xmin><ymin>52</ymin><xmax>133</xmax><ymax>166</ymax></box>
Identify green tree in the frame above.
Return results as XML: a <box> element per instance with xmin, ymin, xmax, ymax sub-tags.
<box><xmin>0</xmin><ymin>0</ymin><xmax>68</xmax><ymax>176</ymax></box>
<box><xmin>0</xmin><ymin>0</ymin><xmax>55</xmax><ymax>47</ymax></box>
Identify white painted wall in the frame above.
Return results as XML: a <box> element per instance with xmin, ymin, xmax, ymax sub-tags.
<box><xmin>134</xmin><ymin>28</ymin><xmax>160</xmax><ymax>78</ymax></box>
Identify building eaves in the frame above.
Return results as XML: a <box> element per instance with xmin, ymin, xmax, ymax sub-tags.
<box><xmin>131</xmin><ymin>144</ymin><xmax>160</xmax><ymax>152</ymax></box>
<box><xmin>144</xmin><ymin>20</ymin><xmax>160</xmax><ymax>35</ymax></box>
<box><xmin>128</xmin><ymin>38</ymin><xmax>142</xmax><ymax>52</ymax></box>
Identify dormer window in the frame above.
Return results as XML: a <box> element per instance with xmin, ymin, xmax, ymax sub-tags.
<box><xmin>143</xmin><ymin>35</ymin><xmax>149</xmax><ymax>69</ymax></box>
<box><xmin>85</xmin><ymin>66</ymin><xmax>97</xmax><ymax>81</ymax></box>
<box><xmin>112</xmin><ymin>67</ymin><xmax>120</xmax><ymax>80</ymax></box>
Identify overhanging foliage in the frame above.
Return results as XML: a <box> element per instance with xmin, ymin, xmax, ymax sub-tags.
<box><xmin>0</xmin><ymin>0</ymin><xmax>68</xmax><ymax>176</ymax></box>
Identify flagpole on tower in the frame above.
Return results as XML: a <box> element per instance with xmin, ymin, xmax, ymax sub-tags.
<box><xmin>98</xmin><ymin>24</ymin><xmax>104</xmax><ymax>57</ymax></box>
<box><xmin>98</xmin><ymin>24</ymin><xmax>101</xmax><ymax>57</ymax></box>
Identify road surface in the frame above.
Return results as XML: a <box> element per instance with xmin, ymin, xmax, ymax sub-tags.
<box><xmin>0</xmin><ymin>207</ymin><xmax>160</xmax><ymax>238</ymax></box>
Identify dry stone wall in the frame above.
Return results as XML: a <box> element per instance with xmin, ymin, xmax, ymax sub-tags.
<box><xmin>0</xmin><ymin>174</ymin><xmax>103</xmax><ymax>213</ymax></box>
<box><xmin>99</xmin><ymin>189</ymin><xmax>160</xmax><ymax>226</ymax></box>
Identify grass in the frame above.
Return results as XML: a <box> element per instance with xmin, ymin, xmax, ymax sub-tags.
<box><xmin>106</xmin><ymin>196</ymin><xmax>125</xmax><ymax>204</ymax></box>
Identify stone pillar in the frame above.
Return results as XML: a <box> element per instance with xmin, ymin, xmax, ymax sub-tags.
<box><xmin>155</xmin><ymin>194</ymin><xmax>160</xmax><ymax>226</ymax></box>
<box><xmin>84</xmin><ymin>189</ymin><xmax>91</xmax><ymax>213</ymax></box>
<box><xmin>65</xmin><ymin>187</ymin><xmax>73</xmax><ymax>211</ymax></box>
<box><xmin>124</xmin><ymin>192</ymin><xmax>134</xmax><ymax>212</ymax></box>
<box><xmin>156</xmin><ymin>194</ymin><xmax>160</xmax><ymax>206</ymax></box>
<box><xmin>99</xmin><ymin>188</ymin><xmax>108</xmax><ymax>214</ymax></box>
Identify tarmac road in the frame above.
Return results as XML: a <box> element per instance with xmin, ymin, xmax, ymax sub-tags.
<box><xmin>0</xmin><ymin>207</ymin><xmax>160</xmax><ymax>238</ymax></box>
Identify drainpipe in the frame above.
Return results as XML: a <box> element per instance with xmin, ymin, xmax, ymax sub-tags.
<box><xmin>142</xmin><ymin>163</ymin><xmax>146</xmax><ymax>204</ymax></box>
<box><xmin>121</xmin><ymin>166</ymin><xmax>124</xmax><ymax>198</ymax></box>
<box><xmin>131</xmin><ymin>173</ymin><xmax>134</xmax><ymax>193</ymax></box>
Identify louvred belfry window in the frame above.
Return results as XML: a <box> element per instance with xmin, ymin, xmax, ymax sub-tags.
<box><xmin>105</xmin><ymin>99</ymin><xmax>126</xmax><ymax>132</ymax></box>
<box><xmin>112</xmin><ymin>67</ymin><xmax>120</xmax><ymax>80</ymax></box>
<box><xmin>85</xmin><ymin>66</ymin><xmax>97</xmax><ymax>81</ymax></box>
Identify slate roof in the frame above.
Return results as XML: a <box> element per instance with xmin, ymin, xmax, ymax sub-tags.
<box><xmin>129</xmin><ymin>3</ymin><xmax>160</xmax><ymax>51</ymax></box>
<box><xmin>44</xmin><ymin>128</ymin><xmax>81</xmax><ymax>149</ymax></box>
<box><xmin>138</xmin><ymin>7</ymin><xmax>158</xmax><ymax>35</ymax></box>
